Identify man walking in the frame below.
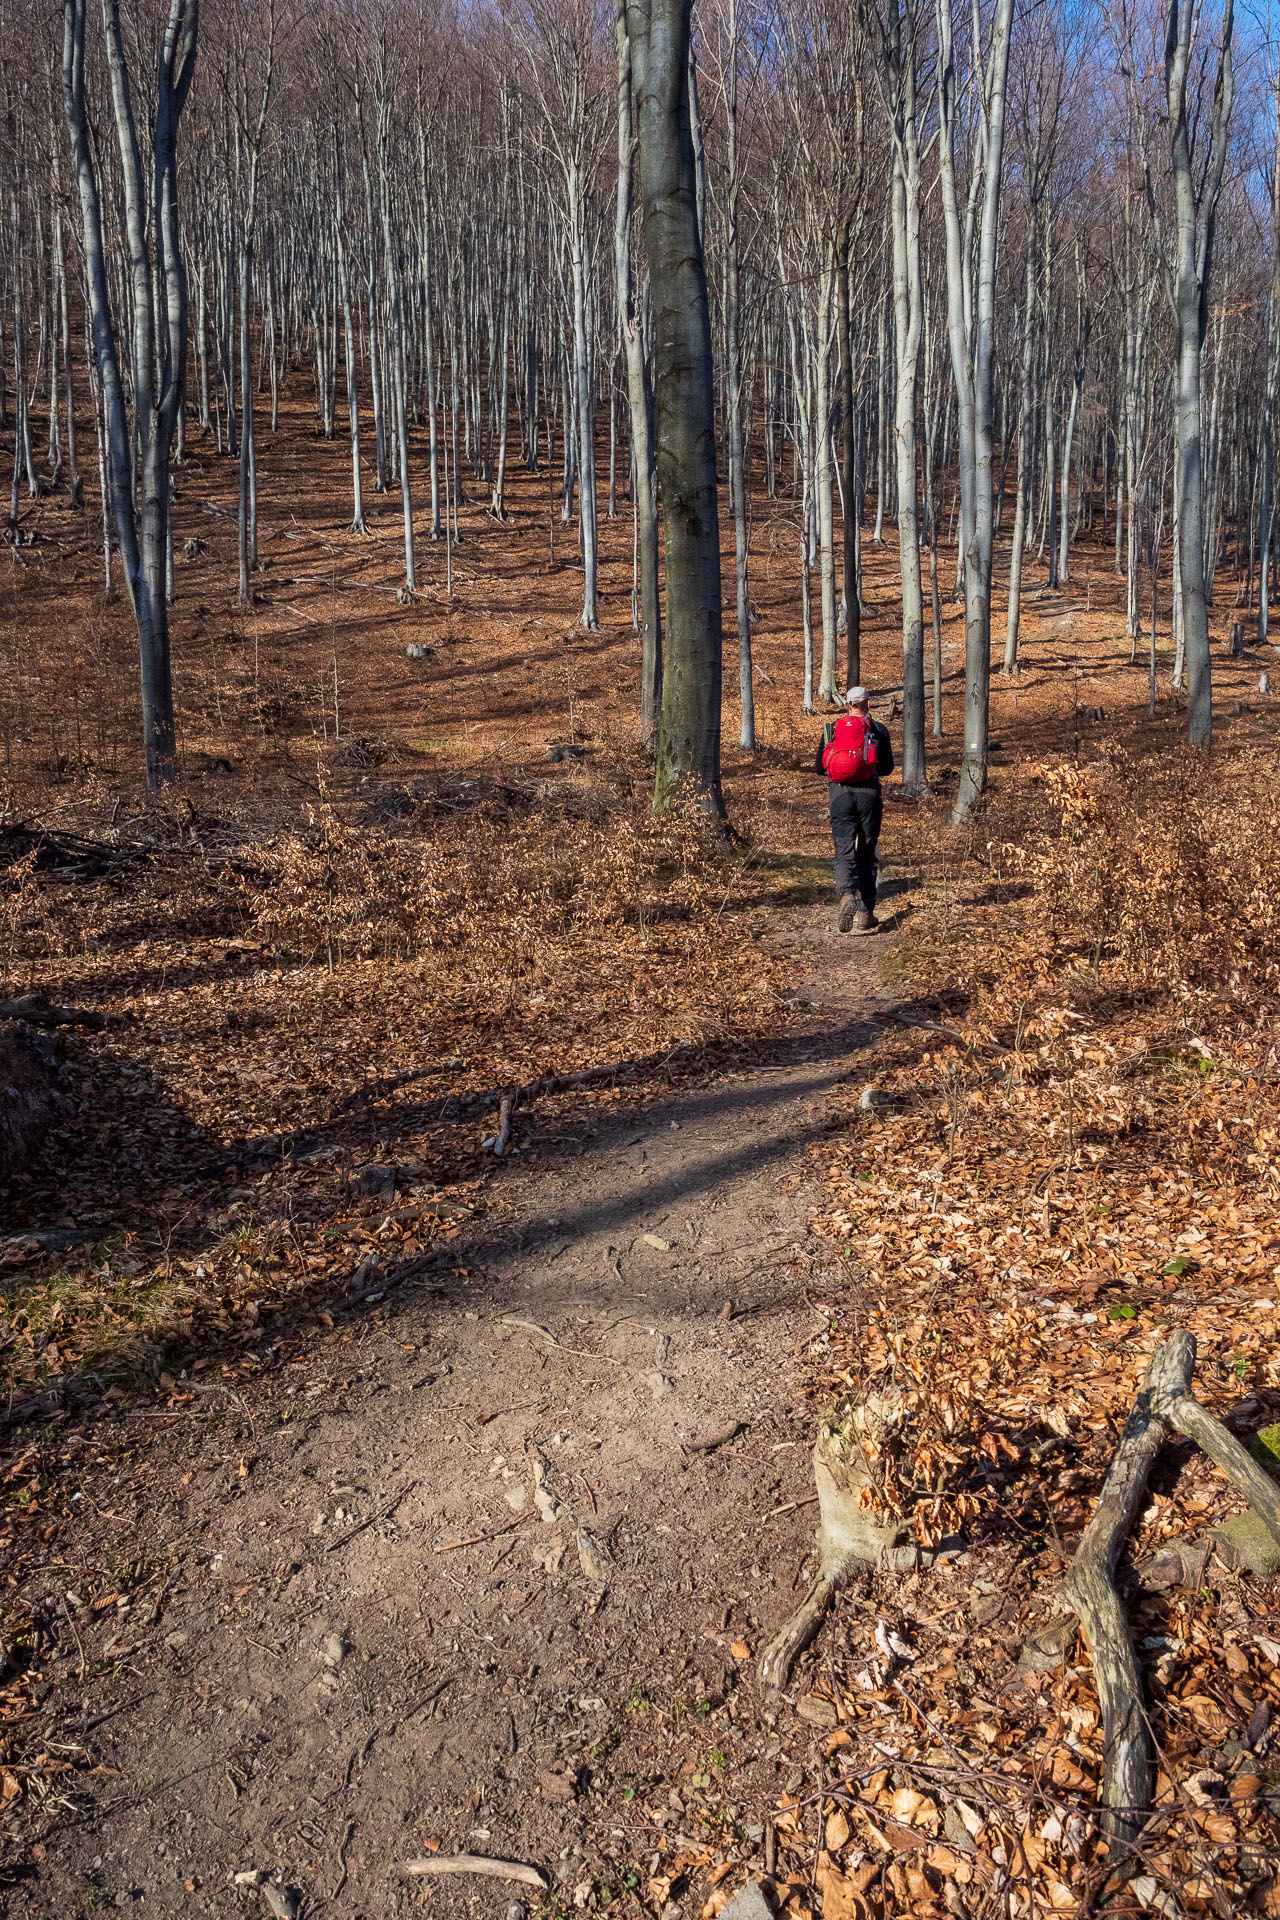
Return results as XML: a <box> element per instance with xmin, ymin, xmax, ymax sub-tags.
<box><xmin>815</xmin><ymin>686</ymin><xmax>894</xmax><ymax>934</ymax></box>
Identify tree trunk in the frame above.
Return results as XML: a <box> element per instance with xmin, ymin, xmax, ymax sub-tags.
<box><xmin>615</xmin><ymin>0</ymin><xmax>663</xmax><ymax>746</ymax></box>
<box><xmin>629</xmin><ymin>0</ymin><xmax>725</xmax><ymax>818</ymax></box>
<box><xmin>1166</xmin><ymin>0</ymin><xmax>1234</xmax><ymax>748</ymax></box>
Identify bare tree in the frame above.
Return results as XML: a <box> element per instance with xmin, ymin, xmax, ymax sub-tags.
<box><xmin>615</xmin><ymin>0</ymin><xmax>662</xmax><ymax>744</ymax></box>
<box><xmin>867</xmin><ymin>0</ymin><xmax>927</xmax><ymax>789</ymax></box>
<box><xmin>627</xmin><ymin>0</ymin><xmax>725</xmax><ymax>815</ymax></box>
<box><xmin>936</xmin><ymin>0</ymin><xmax>1014</xmax><ymax>824</ymax></box>
<box><xmin>62</xmin><ymin>0</ymin><xmax>198</xmax><ymax>791</ymax></box>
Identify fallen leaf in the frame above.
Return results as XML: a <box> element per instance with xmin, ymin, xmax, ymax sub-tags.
<box><xmin>815</xmin><ymin>1866</ymin><xmax>872</xmax><ymax>1920</ymax></box>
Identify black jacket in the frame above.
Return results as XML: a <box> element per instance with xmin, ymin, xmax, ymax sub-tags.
<box><xmin>814</xmin><ymin>716</ymin><xmax>894</xmax><ymax>782</ymax></box>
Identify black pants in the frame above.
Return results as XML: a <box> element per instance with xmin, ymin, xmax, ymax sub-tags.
<box><xmin>829</xmin><ymin>782</ymin><xmax>882</xmax><ymax>912</ymax></box>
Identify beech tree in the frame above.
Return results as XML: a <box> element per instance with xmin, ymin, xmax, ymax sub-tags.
<box><xmin>627</xmin><ymin>0</ymin><xmax>725</xmax><ymax>814</ymax></box>
<box><xmin>1</xmin><ymin>0</ymin><xmax>1269</xmax><ymax>795</ymax></box>
<box><xmin>62</xmin><ymin>0</ymin><xmax>199</xmax><ymax>792</ymax></box>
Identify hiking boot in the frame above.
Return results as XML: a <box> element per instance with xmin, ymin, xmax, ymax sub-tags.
<box><xmin>851</xmin><ymin>909</ymin><xmax>879</xmax><ymax>935</ymax></box>
<box><xmin>837</xmin><ymin>892</ymin><xmax>857</xmax><ymax>933</ymax></box>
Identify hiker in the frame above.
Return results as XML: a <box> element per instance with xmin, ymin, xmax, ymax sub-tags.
<box><xmin>815</xmin><ymin>686</ymin><xmax>894</xmax><ymax>935</ymax></box>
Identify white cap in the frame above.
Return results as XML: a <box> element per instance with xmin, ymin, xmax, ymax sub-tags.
<box><xmin>845</xmin><ymin>685</ymin><xmax>870</xmax><ymax>707</ymax></box>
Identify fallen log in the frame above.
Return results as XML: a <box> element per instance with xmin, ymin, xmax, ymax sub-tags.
<box><xmin>1018</xmin><ymin>1329</ymin><xmax>1280</xmax><ymax>1851</ymax></box>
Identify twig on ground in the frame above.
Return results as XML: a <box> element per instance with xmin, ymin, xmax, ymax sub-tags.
<box><xmin>765</xmin><ymin>1495</ymin><xmax>819</xmax><ymax>1521</ymax></box>
<box><xmin>324</xmin><ymin>1479</ymin><xmax>420</xmax><ymax>1555</ymax></box>
<box><xmin>499</xmin><ymin>1316</ymin><xmax>623</xmax><ymax>1364</ymax></box>
<box><xmin>433</xmin><ymin>1512</ymin><xmax>532</xmax><ymax>1554</ymax></box>
<box><xmin>400</xmin><ymin>1854</ymin><xmax>549</xmax><ymax>1890</ymax></box>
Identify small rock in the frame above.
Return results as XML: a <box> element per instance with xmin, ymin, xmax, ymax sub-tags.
<box><xmin>321</xmin><ymin>1632</ymin><xmax>347</xmax><ymax>1669</ymax></box>
<box><xmin>719</xmin><ymin>1881</ymin><xmax>775</xmax><ymax>1920</ymax></box>
<box><xmin>577</xmin><ymin>1529</ymin><xmax>612</xmax><ymax>1584</ymax></box>
<box><xmin>349</xmin><ymin>1253</ymin><xmax>381</xmax><ymax>1291</ymax></box>
<box><xmin>357</xmin><ymin>1165</ymin><xmax>395</xmax><ymax>1197</ymax></box>
<box><xmin>532</xmin><ymin>1458</ymin><xmax>567</xmax><ymax>1526</ymax></box>
<box><xmin>643</xmin><ymin>1370</ymin><xmax>672</xmax><ymax>1400</ymax></box>
<box><xmin>539</xmin><ymin>1766</ymin><xmax>579</xmax><ymax>1804</ymax></box>
<box><xmin>406</xmin><ymin>642</ymin><xmax>434</xmax><ymax>660</ymax></box>
<box><xmin>642</xmin><ymin>1232</ymin><xmax>674</xmax><ymax>1251</ymax></box>
<box><xmin>233</xmin><ymin>1870</ymin><xmax>268</xmax><ymax>1889</ymax></box>
<box><xmin>1248</xmin><ymin>1424</ymin><xmax>1280</xmax><ymax>1476</ymax></box>
<box><xmin>531</xmin><ymin>1530</ymin><xmax>568</xmax><ymax>1574</ymax></box>
<box><xmin>795</xmin><ymin>1693</ymin><xmax>839</xmax><ymax>1729</ymax></box>
<box><xmin>508</xmin><ymin>1905</ymin><xmax>529</xmax><ymax>1920</ymax></box>
<box><xmin>859</xmin><ymin>1085</ymin><xmax>897</xmax><ymax>1112</ymax></box>
<box><xmin>1214</xmin><ymin>1512</ymin><xmax>1280</xmax><ymax>1577</ymax></box>
<box><xmin>969</xmin><ymin>1591</ymin><xmax>1006</xmax><ymax>1627</ymax></box>
<box><xmin>262</xmin><ymin>1889</ymin><xmax>301</xmax><ymax>1920</ymax></box>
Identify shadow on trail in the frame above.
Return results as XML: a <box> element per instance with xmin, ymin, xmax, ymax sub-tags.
<box><xmin>1</xmin><ymin>954</ymin><xmax>962</xmax><ymax>1429</ymax></box>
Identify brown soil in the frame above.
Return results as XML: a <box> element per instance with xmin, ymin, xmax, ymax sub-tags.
<box><xmin>5</xmin><ymin>906</ymin><xmax>916</xmax><ymax>1919</ymax></box>
<box><xmin>3</xmin><ymin>398</ymin><xmax>1279</xmax><ymax>1916</ymax></box>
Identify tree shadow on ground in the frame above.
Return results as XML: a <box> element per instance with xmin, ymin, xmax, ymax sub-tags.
<box><xmin>0</xmin><ymin>972</ymin><xmax>967</xmax><ymax>1433</ymax></box>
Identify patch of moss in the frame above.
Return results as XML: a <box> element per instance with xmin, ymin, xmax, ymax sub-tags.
<box><xmin>1248</xmin><ymin>1423</ymin><xmax>1280</xmax><ymax>1479</ymax></box>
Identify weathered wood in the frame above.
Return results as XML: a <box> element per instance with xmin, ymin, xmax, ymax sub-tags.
<box><xmin>1019</xmin><ymin>1333</ymin><xmax>1195</xmax><ymax>1845</ymax></box>
<box><xmin>1020</xmin><ymin>1329</ymin><xmax>1280</xmax><ymax>1854</ymax></box>
<box><xmin>1163</xmin><ymin>1392</ymin><xmax>1280</xmax><ymax>1555</ymax></box>
<box><xmin>759</xmin><ymin>1573</ymin><xmax>838</xmax><ymax>1694</ymax></box>
<box><xmin>759</xmin><ymin>1392</ymin><xmax>936</xmax><ymax>1695</ymax></box>
<box><xmin>1066</xmin><ymin>1330</ymin><xmax>1196</xmax><ymax>1588</ymax></box>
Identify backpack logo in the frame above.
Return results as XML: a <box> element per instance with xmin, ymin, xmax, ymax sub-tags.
<box><xmin>822</xmin><ymin>713</ymin><xmax>879</xmax><ymax>784</ymax></box>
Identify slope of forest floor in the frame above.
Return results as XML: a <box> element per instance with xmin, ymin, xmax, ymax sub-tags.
<box><xmin>2</xmin><ymin>415</ymin><xmax>1280</xmax><ymax>1918</ymax></box>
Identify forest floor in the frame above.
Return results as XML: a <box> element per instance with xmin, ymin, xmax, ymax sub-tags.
<box><xmin>2</xmin><ymin>407</ymin><xmax>1280</xmax><ymax>1919</ymax></box>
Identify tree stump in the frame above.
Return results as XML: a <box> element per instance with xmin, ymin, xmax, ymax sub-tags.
<box><xmin>0</xmin><ymin>1022</ymin><xmax>60</xmax><ymax>1179</ymax></box>
<box><xmin>759</xmin><ymin>1392</ymin><xmax>931</xmax><ymax>1693</ymax></box>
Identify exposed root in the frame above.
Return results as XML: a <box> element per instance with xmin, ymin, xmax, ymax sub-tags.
<box><xmin>759</xmin><ymin>1392</ymin><xmax>939</xmax><ymax>1695</ymax></box>
<box><xmin>1019</xmin><ymin>1329</ymin><xmax>1280</xmax><ymax>1850</ymax></box>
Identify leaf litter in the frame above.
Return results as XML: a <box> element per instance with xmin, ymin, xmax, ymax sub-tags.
<box><xmin>770</xmin><ymin>750</ymin><xmax>1280</xmax><ymax>1920</ymax></box>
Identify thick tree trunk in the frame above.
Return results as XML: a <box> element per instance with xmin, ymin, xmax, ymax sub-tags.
<box><xmin>63</xmin><ymin>0</ymin><xmax>195</xmax><ymax>792</ymax></box>
<box><xmin>629</xmin><ymin>0</ymin><xmax>725</xmax><ymax>817</ymax></box>
<box><xmin>1166</xmin><ymin>0</ymin><xmax>1234</xmax><ymax>748</ymax></box>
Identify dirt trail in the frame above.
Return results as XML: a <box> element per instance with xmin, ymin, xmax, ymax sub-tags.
<box><xmin>18</xmin><ymin>901</ymin><xmax>910</xmax><ymax>1920</ymax></box>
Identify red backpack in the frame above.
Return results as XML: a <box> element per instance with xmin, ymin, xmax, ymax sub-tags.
<box><xmin>822</xmin><ymin>712</ymin><xmax>880</xmax><ymax>785</ymax></box>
